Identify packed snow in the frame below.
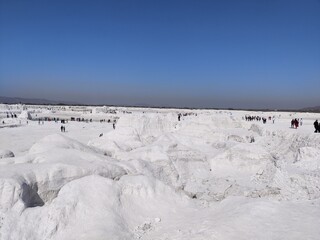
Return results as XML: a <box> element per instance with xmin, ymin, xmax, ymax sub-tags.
<box><xmin>0</xmin><ymin>104</ymin><xmax>320</xmax><ymax>239</ymax></box>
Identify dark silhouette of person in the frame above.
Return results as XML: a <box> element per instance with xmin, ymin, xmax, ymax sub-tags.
<box><xmin>314</xmin><ymin>120</ymin><xmax>319</xmax><ymax>133</ymax></box>
<box><xmin>113</xmin><ymin>123</ymin><xmax>116</xmax><ymax>130</ymax></box>
<box><xmin>291</xmin><ymin>119</ymin><xmax>295</xmax><ymax>128</ymax></box>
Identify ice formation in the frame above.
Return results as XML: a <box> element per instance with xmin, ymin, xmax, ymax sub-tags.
<box><xmin>0</xmin><ymin>104</ymin><xmax>319</xmax><ymax>239</ymax></box>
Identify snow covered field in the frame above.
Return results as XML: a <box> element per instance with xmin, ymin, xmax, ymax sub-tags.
<box><xmin>0</xmin><ymin>104</ymin><xmax>320</xmax><ymax>240</ymax></box>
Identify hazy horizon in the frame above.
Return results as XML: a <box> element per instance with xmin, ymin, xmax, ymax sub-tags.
<box><xmin>1</xmin><ymin>0</ymin><xmax>319</xmax><ymax>109</ymax></box>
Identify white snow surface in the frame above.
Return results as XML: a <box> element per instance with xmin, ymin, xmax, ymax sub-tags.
<box><xmin>18</xmin><ymin>111</ymin><xmax>32</xmax><ymax>120</ymax></box>
<box><xmin>0</xmin><ymin>105</ymin><xmax>320</xmax><ymax>239</ymax></box>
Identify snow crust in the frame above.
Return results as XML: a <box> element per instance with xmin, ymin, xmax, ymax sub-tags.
<box><xmin>0</xmin><ymin>105</ymin><xmax>320</xmax><ymax>239</ymax></box>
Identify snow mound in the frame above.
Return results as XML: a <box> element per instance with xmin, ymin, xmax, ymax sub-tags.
<box><xmin>88</xmin><ymin>113</ymin><xmax>178</xmax><ymax>157</ymax></box>
<box><xmin>249</xmin><ymin>123</ymin><xmax>264</xmax><ymax>136</ymax></box>
<box><xmin>1</xmin><ymin>175</ymin><xmax>190</xmax><ymax>240</ymax></box>
<box><xmin>209</xmin><ymin>144</ymin><xmax>272</xmax><ymax>174</ymax></box>
<box><xmin>116</xmin><ymin>113</ymin><xmax>178</xmax><ymax>140</ymax></box>
<box><xmin>295</xmin><ymin>147</ymin><xmax>320</xmax><ymax>170</ymax></box>
<box><xmin>18</xmin><ymin>111</ymin><xmax>32</xmax><ymax>120</ymax></box>
<box><xmin>0</xmin><ymin>134</ymin><xmax>129</xmax><ymax>216</ymax></box>
<box><xmin>0</xmin><ymin>150</ymin><xmax>14</xmax><ymax>159</ymax></box>
<box><xmin>29</xmin><ymin>134</ymin><xmax>97</xmax><ymax>154</ymax></box>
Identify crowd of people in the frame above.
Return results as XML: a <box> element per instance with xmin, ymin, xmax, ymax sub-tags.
<box><xmin>177</xmin><ymin>112</ymin><xmax>197</xmax><ymax>121</ymax></box>
<box><xmin>291</xmin><ymin>119</ymin><xmax>300</xmax><ymax>129</ymax></box>
<box><xmin>5</xmin><ymin>113</ymin><xmax>18</xmax><ymax>118</ymax></box>
<box><xmin>245</xmin><ymin>115</ymin><xmax>263</xmax><ymax>121</ymax></box>
<box><xmin>244</xmin><ymin>115</ymin><xmax>274</xmax><ymax>124</ymax></box>
<box><xmin>243</xmin><ymin>114</ymin><xmax>320</xmax><ymax>133</ymax></box>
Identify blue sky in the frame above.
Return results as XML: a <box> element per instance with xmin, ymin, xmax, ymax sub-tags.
<box><xmin>0</xmin><ymin>0</ymin><xmax>319</xmax><ymax>109</ymax></box>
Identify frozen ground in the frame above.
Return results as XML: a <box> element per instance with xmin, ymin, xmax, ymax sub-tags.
<box><xmin>0</xmin><ymin>104</ymin><xmax>320</xmax><ymax>240</ymax></box>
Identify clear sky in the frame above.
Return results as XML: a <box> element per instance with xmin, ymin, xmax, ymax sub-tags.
<box><xmin>0</xmin><ymin>0</ymin><xmax>319</xmax><ymax>109</ymax></box>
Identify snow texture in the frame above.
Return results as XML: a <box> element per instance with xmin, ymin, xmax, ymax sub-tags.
<box><xmin>0</xmin><ymin>104</ymin><xmax>320</xmax><ymax>239</ymax></box>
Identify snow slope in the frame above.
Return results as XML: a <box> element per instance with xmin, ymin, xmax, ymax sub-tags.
<box><xmin>0</xmin><ymin>105</ymin><xmax>320</xmax><ymax>239</ymax></box>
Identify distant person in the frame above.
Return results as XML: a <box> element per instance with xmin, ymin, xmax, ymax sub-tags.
<box><xmin>113</xmin><ymin>123</ymin><xmax>116</xmax><ymax>130</ymax></box>
<box><xmin>300</xmin><ymin>118</ymin><xmax>303</xmax><ymax>126</ymax></box>
<box><xmin>262</xmin><ymin>118</ymin><xmax>266</xmax><ymax>124</ymax></box>
<box><xmin>178</xmin><ymin>114</ymin><xmax>181</xmax><ymax>121</ymax></box>
<box><xmin>294</xmin><ymin>119</ymin><xmax>299</xmax><ymax>129</ymax></box>
<box><xmin>291</xmin><ymin>119</ymin><xmax>295</xmax><ymax>128</ymax></box>
<box><xmin>314</xmin><ymin>120</ymin><xmax>319</xmax><ymax>133</ymax></box>
<box><xmin>61</xmin><ymin>126</ymin><xmax>63</xmax><ymax>132</ymax></box>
